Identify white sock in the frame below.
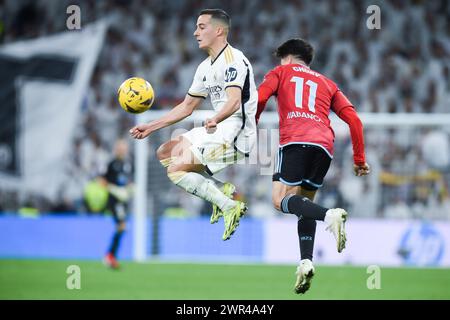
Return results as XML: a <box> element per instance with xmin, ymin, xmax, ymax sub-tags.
<box><xmin>198</xmin><ymin>170</ymin><xmax>225</xmax><ymax>189</ymax></box>
<box><xmin>168</xmin><ymin>171</ymin><xmax>235</xmax><ymax>211</ymax></box>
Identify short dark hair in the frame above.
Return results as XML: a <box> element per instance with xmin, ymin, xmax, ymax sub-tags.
<box><xmin>275</xmin><ymin>38</ymin><xmax>314</xmax><ymax>65</ymax></box>
<box><xmin>199</xmin><ymin>9</ymin><xmax>231</xmax><ymax>28</ymax></box>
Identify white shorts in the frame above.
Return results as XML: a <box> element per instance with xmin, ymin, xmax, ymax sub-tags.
<box><xmin>182</xmin><ymin>119</ymin><xmax>245</xmax><ymax>174</ymax></box>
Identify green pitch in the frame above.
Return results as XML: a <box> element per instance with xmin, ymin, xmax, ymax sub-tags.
<box><xmin>0</xmin><ymin>259</ymin><xmax>449</xmax><ymax>299</ymax></box>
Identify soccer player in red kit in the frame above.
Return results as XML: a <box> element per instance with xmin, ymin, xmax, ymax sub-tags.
<box><xmin>257</xmin><ymin>39</ymin><xmax>370</xmax><ymax>294</ymax></box>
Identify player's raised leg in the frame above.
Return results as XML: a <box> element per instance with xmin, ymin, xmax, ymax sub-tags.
<box><xmin>158</xmin><ymin>140</ymin><xmax>235</xmax><ymax>225</ymax></box>
<box><xmin>160</xmin><ymin>137</ymin><xmax>232</xmax><ymax>209</ymax></box>
<box><xmin>272</xmin><ymin>181</ymin><xmax>347</xmax><ymax>253</ymax></box>
<box><xmin>158</xmin><ymin>136</ymin><xmax>245</xmax><ymax>240</ymax></box>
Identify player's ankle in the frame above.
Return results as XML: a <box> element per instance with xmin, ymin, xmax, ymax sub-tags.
<box><xmin>221</xmin><ymin>199</ymin><xmax>236</xmax><ymax>211</ymax></box>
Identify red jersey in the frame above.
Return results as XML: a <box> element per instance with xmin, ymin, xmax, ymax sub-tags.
<box><xmin>257</xmin><ymin>63</ymin><xmax>365</xmax><ymax>164</ymax></box>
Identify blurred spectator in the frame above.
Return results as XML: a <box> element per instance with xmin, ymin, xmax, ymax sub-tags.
<box><xmin>421</xmin><ymin>129</ymin><xmax>450</xmax><ymax>170</ymax></box>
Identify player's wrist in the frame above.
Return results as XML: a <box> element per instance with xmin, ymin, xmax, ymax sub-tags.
<box><xmin>209</xmin><ymin>116</ymin><xmax>220</xmax><ymax>125</ymax></box>
<box><xmin>146</xmin><ymin>123</ymin><xmax>158</xmax><ymax>133</ymax></box>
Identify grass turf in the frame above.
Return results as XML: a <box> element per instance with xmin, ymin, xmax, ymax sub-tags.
<box><xmin>0</xmin><ymin>259</ymin><xmax>449</xmax><ymax>300</ymax></box>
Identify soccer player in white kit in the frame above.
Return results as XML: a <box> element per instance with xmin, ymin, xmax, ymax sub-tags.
<box><xmin>130</xmin><ymin>9</ymin><xmax>257</xmax><ymax>241</ymax></box>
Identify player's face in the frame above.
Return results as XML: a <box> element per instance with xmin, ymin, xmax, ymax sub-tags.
<box><xmin>193</xmin><ymin>15</ymin><xmax>216</xmax><ymax>49</ymax></box>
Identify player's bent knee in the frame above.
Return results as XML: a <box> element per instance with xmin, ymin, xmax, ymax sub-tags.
<box><xmin>167</xmin><ymin>170</ymin><xmax>186</xmax><ymax>184</ymax></box>
<box><xmin>272</xmin><ymin>194</ymin><xmax>282</xmax><ymax>211</ymax></box>
<box><xmin>156</xmin><ymin>143</ymin><xmax>170</xmax><ymax>161</ymax></box>
<box><xmin>167</xmin><ymin>161</ymin><xmax>203</xmax><ymax>174</ymax></box>
<box><xmin>273</xmin><ymin>202</ymin><xmax>281</xmax><ymax>211</ymax></box>
<box><xmin>167</xmin><ymin>163</ymin><xmax>182</xmax><ymax>174</ymax></box>
<box><xmin>158</xmin><ymin>143</ymin><xmax>180</xmax><ymax>168</ymax></box>
<box><xmin>157</xmin><ymin>139</ymin><xmax>181</xmax><ymax>160</ymax></box>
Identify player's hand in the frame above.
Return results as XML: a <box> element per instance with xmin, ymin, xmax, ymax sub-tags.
<box><xmin>204</xmin><ymin>118</ymin><xmax>217</xmax><ymax>134</ymax></box>
<box><xmin>353</xmin><ymin>163</ymin><xmax>370</xmax><ymax>176</ymax></box>
<box><xmin>129</xmin><ymin>124</ymin><xmax>152</xmax><ymax>139</ymax></box>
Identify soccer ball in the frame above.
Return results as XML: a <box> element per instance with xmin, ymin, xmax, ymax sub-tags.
<box><xmin>117</xmin><ymin>77</ymin><xmax>155</xmax><ymax>113</ymax></box>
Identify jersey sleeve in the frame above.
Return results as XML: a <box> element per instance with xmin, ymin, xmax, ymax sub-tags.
<box><xmin>337</xmin><ymin>106</ymin><xmax>366</xmax><ymax>165</ymax></box>
<box><xmin>259</xmin><ymin>67</ymin><xmax>280</xmax><ymax>94</ymax></box>
<box><xmin>255</xmin><ymin>68</ymin><xmax>280</xmax><ymax>124</ymax></box>
<box><xmin>187</xmin><ymin>65</ymin><xmax>208</xmax><ymax>99</ymax></box>
<box><xmin>331</xmin><ymin>89</ymin><xmax>353</xmax><ymax>116</ymax></box>
<box><xmin>223</xmin><ymin>58</ymin><xmax>249</xmax><ymax>90</ymax></box>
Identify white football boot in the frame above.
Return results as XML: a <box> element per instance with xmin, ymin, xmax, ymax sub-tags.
<box><xmin>294</xmin><ymin>259</ymin><xmax>315</xmax><ymax>294</ymax></box>
<box><xmin>324</xmin><ymin>208</ymin><xmax>348</xmax><ymax>253</ymax></box>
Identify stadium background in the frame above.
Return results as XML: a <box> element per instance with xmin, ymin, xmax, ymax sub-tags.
<box><xmin>0</xmin><ymin>0</ymin><xmax>449</xmax><ymax>299</ymax></box>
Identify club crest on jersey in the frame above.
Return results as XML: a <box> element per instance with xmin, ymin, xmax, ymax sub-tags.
<box><xmin>225</xmin><ymin>67</ymin><xmax>238</xmax><ymax>82</ymax></box>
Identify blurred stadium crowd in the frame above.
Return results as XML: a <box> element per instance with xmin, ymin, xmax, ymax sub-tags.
<box><xmin>0</xmin><ymin>0</ymin><xmax>449</xmax><ymax>220</ymax></box>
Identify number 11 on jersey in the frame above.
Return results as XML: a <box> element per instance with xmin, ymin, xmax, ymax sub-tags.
<box><xmin>290</xmin><ymin>76</ymin><xmax>317</xmax><ymax>113</ymax></box>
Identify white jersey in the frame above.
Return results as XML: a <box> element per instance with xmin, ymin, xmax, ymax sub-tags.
<box><xmin>188</xmin><ymin>44</ymin><xmax>257</xmax><ymax>155</ymax></box>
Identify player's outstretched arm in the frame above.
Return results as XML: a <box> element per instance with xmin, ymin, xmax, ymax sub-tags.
<box><xmin>205</xmin><ymin>86</ymin><xmax>241</xmax><ymax>132</ymax></box>
<box><xmin>336</xmin><ymin>105</ymin><xmax>370</xmax><ymax>176</ymax></box>
<box><xmin>130</xmin><ymin>95</ymin><xmax>203</xmax><ymax>139</ymax></box>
